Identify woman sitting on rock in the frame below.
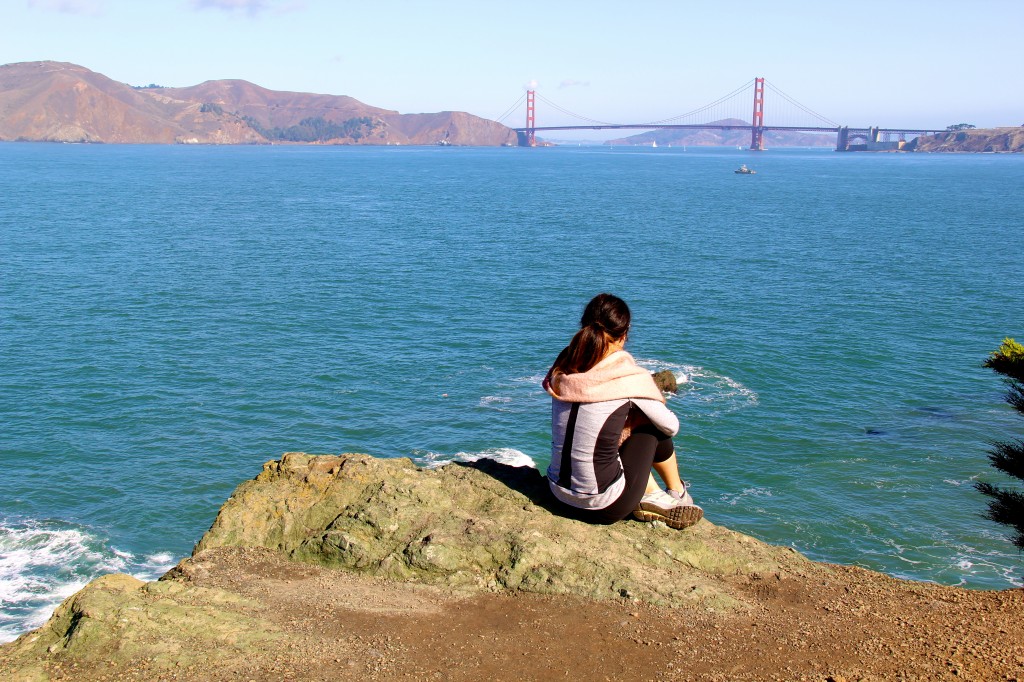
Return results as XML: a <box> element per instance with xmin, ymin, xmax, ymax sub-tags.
<box><xmin>543</xmin><ymin>293</ymin><xmax>702</xmax><ymax>530</ymax></box>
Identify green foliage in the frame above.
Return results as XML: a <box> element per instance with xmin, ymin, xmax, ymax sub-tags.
<box><xmin>241</xmin><ymin>116</ymin><xmax>378</xmax><ymax>143</ymax></box>
<box><xmin>1008</xmin><ymin>383</ymin><xmax>1024</xmax><ymax>415</ymax></box>
<box><xmin>976</xmin><ymin>338</ymin><xmax>1024</xmax><ymax>551</ymax></box>
<box><xmin>131</xmin><ymin>83</ymin><xmax>165</xmax><ymax>89</ymax></box>
<box><xmin>200</xmin><ymin>103</ymin><xmax>224</xmax><ymax>115</ymax></box>
<box><xmin>946</xmin><ymin>123</ymin><xmax>976</xmax><ymax>131</ymax></box>
<box><xmin>240</xmin><ymin>115</ymin><xmax>265</xmax><ymax>135</ymax></box>
<box><xmin>984</xmin><ymin>338</ymin><xmax>1024</xmax><ymax>383</ymax></box>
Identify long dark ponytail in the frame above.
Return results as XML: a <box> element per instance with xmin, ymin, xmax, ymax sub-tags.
<box><xmin>552</xmin><ymin>293</ymin><xmax>631</xmax><ymax>376</ymax></box>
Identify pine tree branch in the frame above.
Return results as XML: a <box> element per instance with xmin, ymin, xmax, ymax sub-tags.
<box><xmin>987</xmin><ymin>440</ymin><xmax>1024</xmax><ymax>481</ymax></box>
<box><xmin>978</xmin><ymin>338</ymin><xmax>1024</xmax><ymax>551</ymax></box>
<box><xmin>1006</xmin><ymin>380</ymin><xmax>1024</xmax><ymax>416</ymax></box>
<box><xmin>974</xmin><ymin>481</ymin><xmax>1024</xmax><ymax>550</ymax></box>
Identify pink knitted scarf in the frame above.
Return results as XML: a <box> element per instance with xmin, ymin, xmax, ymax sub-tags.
<box><xmin>545</xmin><ymin>350</ymin><xmax>665</xmax><ymax>404</ymax></box>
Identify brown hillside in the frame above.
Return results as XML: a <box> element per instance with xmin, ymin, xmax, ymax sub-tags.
<box><xmin>0</xmin><ymin>61</ymin><xmax>262</xmax><ymax>143</ymax></box>
<box><xmin>0</xmin><ymin>61</ymin><xmax>517</xmax><ymax>146</ymax></box>
<box><xmin>151</xmin><ymin>79</ymin><xmax>396</xmax><ymax>130</ymax></box>
<box><xmin>383</xmin><ymin>110</ymin><xmax>518</xmax><ymax>145</ymax></box>
<box><xmin>154</xmin><ymin>82</ymin><xmax>517</xmax><ymax>146</ymax></box>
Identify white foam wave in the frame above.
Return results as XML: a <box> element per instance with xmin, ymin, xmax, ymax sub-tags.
<box><xmin>719</xmin><ymin>487</ymin><xmax>773</xmax><ymax>507</ymax></box>
<box><xmin>942</xmin><ymin>475</ymin><xmax>980</xmax><ymax>487</ymax></box>
<box><xmin>142</xmin><ymin>552</ymin><xmax>177</xmax><ymax>568</ymax></box>
<box><xmin>133</xmin><ymin>552</ymin><xmax>180</xmax><ymax>582</ymax></box>
<box><xmin>632</xmin><ymin>357</ymin><xmax>691</xmax><ymax>385</ymax></box>
<box><xmin>949</xmin><ymin>548</ymin><xmax>1023</xmax><ymax>588</ymax></box>
<box><xmin>687</xmin><ymin>368</ymin><xmax>757</xmax><ymax>413</ymax></box>
<box><xmin>414</xmin><ymin>447</ymin><xmax>536</xmax><ymax>470</ymax></box>
<box><xmin>511</xmin><ymin>372</ymin><xmax>547</xmax><ymax>387</ymax></box>
<box><xmin>0</xmin><ymin>519</ymin><xmax>178</xmax><ymax>644</ymax></box>
<box><xmin>0</xmin><ymin>523</ymin><xmax>123</xmax><ymax>602</ymax></box>
<box><xmin>479</xmin><ymin>395</ymin><xmax>512</xmax><ymax>407</ymax></box>
<box><xmin>632</xmin><ymin>358</ymin><xmax>757</xmax><ymax>414</ymax></box>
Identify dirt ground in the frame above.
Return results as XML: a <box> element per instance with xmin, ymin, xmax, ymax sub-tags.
<box><xmin>26</xmin><ymin>547</ymin><xmax>1024</xmax><ymax>682</ymax></box>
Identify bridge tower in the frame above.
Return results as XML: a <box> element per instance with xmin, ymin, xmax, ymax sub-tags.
<box><xmin>837</xmin><ymin>126</ymin><xmax>849</xmax><ymax>151</ymax></box>
<box><xmin>749</xmin><ymin>77</ymin><xmax>765</xmax><ymax>151</ymax></box>
<box><xmin>525</xmin><ymin>90</ymin><xmax>536</xmax><ymax>147</ymax></box>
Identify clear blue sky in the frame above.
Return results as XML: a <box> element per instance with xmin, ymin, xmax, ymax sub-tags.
<box><xmin>4</xmin><ymin>0</ymin><xmax>1022</xmax><ymax>137</ymax></box>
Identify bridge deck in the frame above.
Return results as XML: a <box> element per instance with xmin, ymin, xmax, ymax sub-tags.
<box><xmin>513</xmin><ymin>124</ymin><xmax>944</xmax><ymax>135</ymax></box>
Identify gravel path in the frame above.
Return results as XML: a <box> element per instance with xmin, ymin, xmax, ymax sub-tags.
<box><xmin>20</xmin><ymin>547</ymin><xmax>1022</xmax><ymax>682</ymax></box>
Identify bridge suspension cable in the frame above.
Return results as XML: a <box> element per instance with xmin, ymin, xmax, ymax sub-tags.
<box><xmin>534</xmin><ymin>92</ymin><xmax>620</xmax><ymax>126</ymax></box>
<box><xmin>641</xmin><ymin>79</ymin><xmax>756</xmax><ymax>125</ymax></box>
<box><xmin>763</xmin><ymin>80</ymin><xmax>839</xmax><ymax>128</ymax></box>
<box><xmin>494</xmin><ymin>93</ymin><xmax>527</xmax><ymax>124</ymax></box>
<box><xmin>526</xmin><ymin>79</ymin><xmax>762</xmax><ymax>128</ymax></box>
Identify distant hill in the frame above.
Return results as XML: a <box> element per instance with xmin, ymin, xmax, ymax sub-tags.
<box><xmin>905</xmin><ymin>127</ymin><xmax>1024</xmax><ymax>153</ymax></box>
<box><xmin>605</xmin><ymin>118</ymin><xmax>835</xmax><ymax>148</ymax></box>
<box><xmin>0</xmin><ymin>61</ymin><xmax>517</xmax><ymax>146</ymax></box>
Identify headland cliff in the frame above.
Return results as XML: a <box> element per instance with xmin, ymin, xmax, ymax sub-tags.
<box><xmin>906</xmin><ymin>127</ymin><xmax>1024</xmax><ymax>153</ymax></box>
<box><xmin>1</xmin><ymin>453</ymin><xmax>1022</xmax><ymax>681</ymax></box>
<box><xmin>0</xmin><ymin>61</ymin><xmax>517</xmax><ymax>146</ymax></box>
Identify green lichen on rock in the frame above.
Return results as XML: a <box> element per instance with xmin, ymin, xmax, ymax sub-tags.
<box><xmin>1</xmin><ymin>572</ymin><xmax>279</xmax><ymax>681</ymax></box>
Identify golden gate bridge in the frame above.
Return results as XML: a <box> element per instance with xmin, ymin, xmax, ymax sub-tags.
<box><xmin>495</xmin><ymin>78</ymin><xmax>945</xmax><ymax>151</ymax></box>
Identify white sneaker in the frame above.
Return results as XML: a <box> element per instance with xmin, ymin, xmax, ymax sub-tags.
<box><xmin>634</xmin><ymin>489</ymin><xmax>703</xmax><ymax>529</ymax></box>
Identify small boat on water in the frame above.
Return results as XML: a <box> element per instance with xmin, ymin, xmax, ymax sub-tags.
<box><xmin>734</xmin><ymin>164</ymin><xmax>756</xmax><ymax>174</ymax></box>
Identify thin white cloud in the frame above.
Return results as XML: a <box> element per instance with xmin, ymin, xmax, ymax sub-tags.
<box><xmin>27</xmin><ymin>0</ymin><xmax>103</xmax><ymax>15</ymax></box>
<box><xmin>190</xmin><ymin>0</ymin><xmax>305</xmax><ymax>16</ymax></box>
<box><xmin>558</xmin><ymin>80</ymin><xmax>590</xmax><ymax>89</ymax></box>
<box><xmin>523</xmin><ymin>79</ymin><xmax>539</xmax><ymax>90</ymax></box>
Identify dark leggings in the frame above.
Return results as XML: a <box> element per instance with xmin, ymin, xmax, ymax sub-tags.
<box><xmin>558</xmin><ymin>423</ymin><xmax>675</xmax><ymax>525</ymax></box>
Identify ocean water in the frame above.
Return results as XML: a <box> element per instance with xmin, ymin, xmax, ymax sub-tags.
<box><xmin>1</xmin><ymin>142</ymin><xmax>1022</xmax><ymax>641</ymax></box>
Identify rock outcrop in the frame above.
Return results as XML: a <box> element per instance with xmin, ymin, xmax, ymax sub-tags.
<box><xmin>192</xmin><ymin>453</ymin><xmax>814</xmax><ymax>605</ymax></box>
<box><xmin>652</xmin><ymin>369</ymin><xmax>679</xmax><ymax>393</ymax></box>
<box><xmin>1</xmin><ymin>453</ymin><xmax>819</xmax><ymax>679</ymax></box>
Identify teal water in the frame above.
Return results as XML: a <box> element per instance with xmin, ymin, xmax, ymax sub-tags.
<box><xmin>1</xmin><ymin>143</ymin><xmax>1022</xmax><ymax>641</ymax></box>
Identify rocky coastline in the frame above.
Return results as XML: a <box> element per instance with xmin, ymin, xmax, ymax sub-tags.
<box><xmin>2</xmin><ymin>452</ymin><xmax>1022</xmax><ymax>681</ymax></box>
<box><xmin>907</xmin><ymin>127</ymin><xmax>1024</xmax><ymax>153</ymax></box>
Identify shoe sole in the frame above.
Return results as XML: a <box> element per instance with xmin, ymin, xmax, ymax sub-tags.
<box><xmin>633</xmin><ymin>504</ymin><xmax>704</xmax><ymax>530</ymax></box>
